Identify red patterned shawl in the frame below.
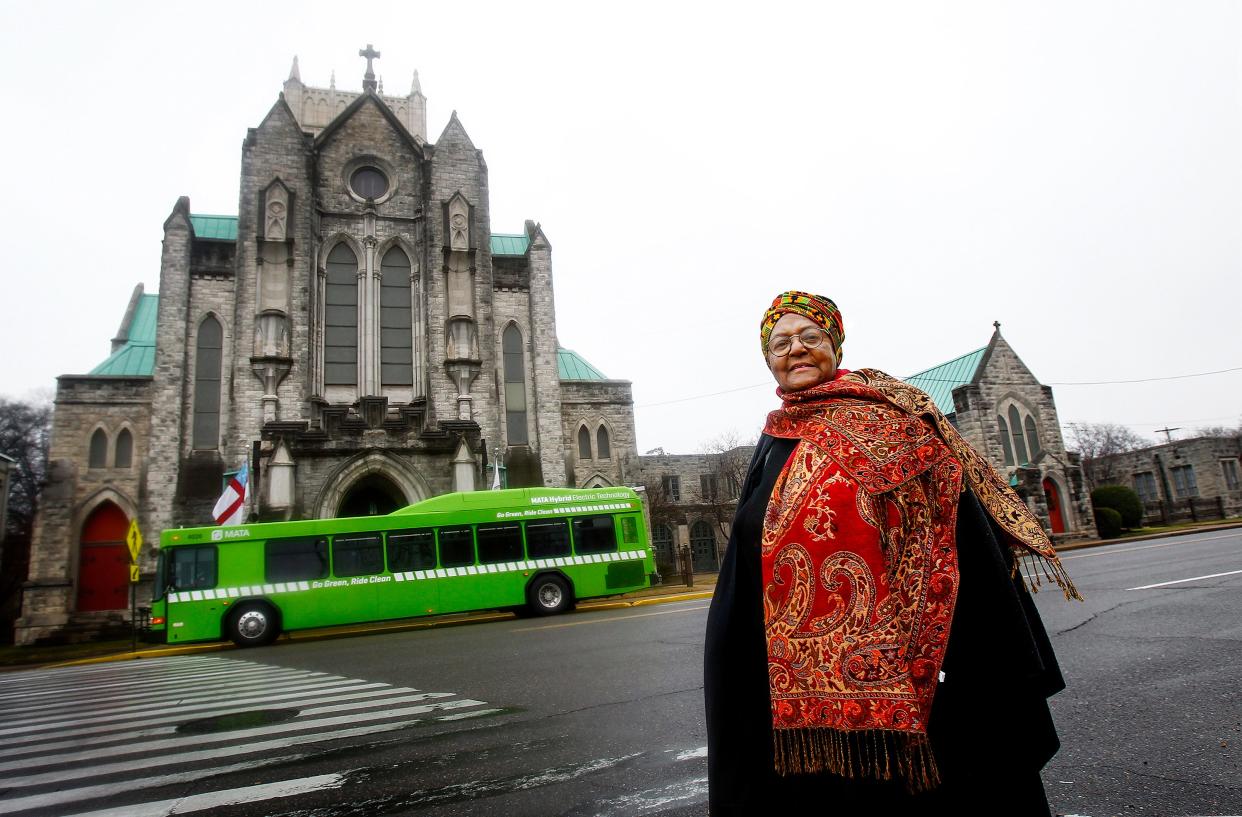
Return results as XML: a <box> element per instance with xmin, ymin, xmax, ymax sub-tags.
<box><xmin>761</xmin><ymin>369</ymin><xmax>1079</xmax><ymax>791</ymax></box>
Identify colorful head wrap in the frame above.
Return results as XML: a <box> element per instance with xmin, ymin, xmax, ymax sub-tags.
<box><xmin>760</xmin><ymin>290</ymin><xmax>844</xmax><ymax>361</ymax></box>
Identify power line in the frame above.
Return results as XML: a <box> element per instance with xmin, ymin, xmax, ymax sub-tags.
<box><xmin>637</xmin><ymin>365</ymin><xmax>1242</xmax><ymax>409</ymax></box>
<box><xmin>907</xmin><ymin>365</ymin><xmax>1242</xmax><ymax>386</ymax></box>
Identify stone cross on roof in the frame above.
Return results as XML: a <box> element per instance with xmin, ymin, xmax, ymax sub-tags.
<box><xmin>360</xmin><ymin>43</ymin><xmax>381</xmax><ymax>92</ymax></box>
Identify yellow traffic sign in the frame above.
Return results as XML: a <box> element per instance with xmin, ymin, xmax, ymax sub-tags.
<box><xmin>129</xmin><ymin>564</ymin><xmax>140</xmax><ymax>583</ymax></box>
<box><xmin>126</xmin><ymin>520</ymin><xmax>142</xmax><ymax>563</ymax></box>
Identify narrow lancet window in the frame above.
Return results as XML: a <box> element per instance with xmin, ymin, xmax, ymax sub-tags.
<box><xmin>192</xmin><ymin>316</ymin><xmax>223</xmax><ymax>450</ymax></box>
<box><xmin>324</xmin><ymin>244</ymin><xmax>359</xmax><ymax>386</ymax></box>
<box><xmin>380</xmin><ymin>246</ymin><xmax>413</xmax><ymax>387</ymax></box>
<box><xmin>503</xmin><ymin>324</ymin><xmax>528</xmax><ymax>444</ymax></box>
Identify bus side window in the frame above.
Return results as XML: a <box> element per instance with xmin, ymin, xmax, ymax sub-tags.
<box><xmin>266</xmin><ymin>537</ymin><xmax>330</xmax><ymax>582</ymax></box>
<box><xmin>332</xmin><ymin>534</ymin><xmax>383</xmax><ymax>577</ymax></box>
<box><xmin>477</xmin><ymin>523</ymin><xmax>523</xmax><ymax>564</ymax></box>
<box><xmin>388</xmin><ymin>529</ymin><xmax>436</xmax><ymax>571</ymax></box>
<box><xmin>525</xmin><ymin>519</ymin><xmax>571</xmax><ymax>559</ymax></box>
<box><xmin>572</xmin><ymin>515</ymin><xmax>618</xmax><ymax>555</ymax></box>
<box><xmin>621</xmin><ymin>516</ymin><xmax>639</xmax><ymax>544</ymax></box>
<box><xmin>438</xmin><ymin>526</ymin><xmax>475</xmax><ymax>568</ymax></box>
<box><xmin>171</xmin><ymin>546</ymin><xmax>217</xmax><ymax>590</ymax></box>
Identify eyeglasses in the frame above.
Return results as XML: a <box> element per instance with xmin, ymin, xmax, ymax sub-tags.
<box><xmin>768</xmin><ymin>328</ymin><xmax>831</xmax><ymax>357</ymax></box>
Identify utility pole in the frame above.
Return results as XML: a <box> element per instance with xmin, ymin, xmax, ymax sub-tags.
<box><xmin>1154</xmin><ymin>426</ymin><xmax>1181</xmax><ymax>444</ymax></box>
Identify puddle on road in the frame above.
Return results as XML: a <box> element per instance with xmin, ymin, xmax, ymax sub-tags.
<box><xmin>177</xmin><ymin>708</ymin><xmax>302</xmax><ymax>735</ymax></box>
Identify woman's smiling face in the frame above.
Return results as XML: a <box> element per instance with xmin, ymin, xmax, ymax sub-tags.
<box><xmin>766</xmin><ymin>312</ymin><xmax>838</xmax><ymax>391</ymax></box>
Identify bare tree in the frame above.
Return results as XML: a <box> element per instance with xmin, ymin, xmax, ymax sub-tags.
<box><xmin>1193</xmin><ymin>421</ymin><xmax>1242</xmax><ymax>441</ymax></box>
<box><xmin>0</xmin><ymin>394</ymin><xmax>53</xmax><ymax>634</ymax></box>
<box><xmin>700</xmin><ymin>431</ymin><xmax>757</xmax><ymax>540</ymax></box>
<box><xmin>0</xmin><ymin>396</ymin><xmax>52</xmax><ymax>543</ymax></box>
<box><xmin>1067</xmin><ymin>422</ymin><xmax>1151</xmax><ymax>489</ymax></box>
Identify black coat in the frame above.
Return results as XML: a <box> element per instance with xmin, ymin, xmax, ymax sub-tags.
<box><xmin>704</xmin><ymin>435</ymin><xmax>1065</xmax><ymax>815</ymax></box>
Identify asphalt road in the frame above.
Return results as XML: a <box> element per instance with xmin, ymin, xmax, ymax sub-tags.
<box><xmin>1037</xmin><ymin>528</ymin><xmax>1242</xmax><ymax>816</ymax></box>
<box><xmin>1</xmin><ymin>529</ymin><xmax>1239</xmax><ymax>816</ymax></box>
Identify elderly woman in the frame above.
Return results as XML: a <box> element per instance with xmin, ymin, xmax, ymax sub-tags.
<box><xmin>704</xmin><ymin>291</ymin><xmax>1079</xmax><ymax>815</ymax></box>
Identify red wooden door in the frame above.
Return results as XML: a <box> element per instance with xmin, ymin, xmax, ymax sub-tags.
<box><xmin>77</xmin><ymin>502</ymin><xmax>130</xmax><ymax>611</ymax></box>
<box><xmin>1042</xmin><ymin>478</ymin><xmax>1066</xmax><ymax>535</ymax></box>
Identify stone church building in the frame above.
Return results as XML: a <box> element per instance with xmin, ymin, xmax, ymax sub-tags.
<box><xmin>17</xmin><ymin>52</ymin><xmax>637</xmax><ymax>645</ymax></box>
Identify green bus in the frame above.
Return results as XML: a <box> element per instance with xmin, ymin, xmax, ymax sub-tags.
<box><xmin>150</xmin><ymin>487</ymin><xmax>654</xmax><ymax>647</ymax></box>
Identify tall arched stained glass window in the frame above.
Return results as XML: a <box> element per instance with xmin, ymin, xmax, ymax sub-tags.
<box><xmin>502</xmin><ymin>324</ymin><xmax>528</xmax><ymax>444</ymax></box>
<box><xmin>379</xmin><ymin>247</ymin><xmax>412</xmax><ymax>387</ymax></box>
<box><xmin>597</xmin><ymin>426</ymin><xmax>611</xmax><ymax>459</ymax></box>
<box><xmin>1024</xmin><ymin>416</ymin><xmax>1041</xmax><ymax>460</ymax></box>
<box><xmin>1008</xmin><ymin>405</ymin><xmax>1029</xmax><ymax>465</ymax></box>
<box><xmin>192</xmin><ymin>316</ymin><xmax>222</xmax><ymax>450</ymax></box>
<box><xmin>114</xmin><ymin>429</ymin><xmax>133</xmax><ymax>469</ymax></box>
<box><xmin>324</xmin><ymin>244</ymin><xmax>358</xmax><ymax>386</ymax></box>
<box><xmin>577</xmin><ymin>425</ymin><xmax>592</xmax><ymax>460</ymax></box>
<box><xmin>997</xmin><ymin>415</ymin><xmax>1015</xmax><ymax>467</ymax></box>
<box><xmin>89</xmin><ymin>429</ymin><xmax>108</xmax><ymax>468</ymax></box>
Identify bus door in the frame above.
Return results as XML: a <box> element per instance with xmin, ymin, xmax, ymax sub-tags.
<box><xmin>385</xmin><ymin>528</ymin><xmax>440</xmax><ymax>617</ymax></box>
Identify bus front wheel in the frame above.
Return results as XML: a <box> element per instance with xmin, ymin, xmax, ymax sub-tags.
<box><xmin>527</xmin><ymin>575</ymin><xmax>573</xmax><ymax>616</ymax></box>
<box><xmin>227</xmin><ymin>602</ymin><xmax>279</xmax><ymax>647</ymax></box>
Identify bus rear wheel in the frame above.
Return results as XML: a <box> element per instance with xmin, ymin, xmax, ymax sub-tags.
<box><xmin>527</xmin><ymin>575</ymin><xmax>573</xmax><ymax>616</ymax></box>
<box><xmin>228</xmin><ymin>602</ymin><xmax>279</xmax><ymax>647</ymax></box>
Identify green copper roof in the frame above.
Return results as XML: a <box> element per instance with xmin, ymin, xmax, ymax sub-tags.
<box><xmin>490</xmin><ymin>233</ymin><xmax>529</xmax><ymax>256</ymax></box>
<box><xmin>190</xmin><ymin>214</ymin><xmax>238</xmax><ymax>241</ymax></box>
<box><xmin>903</xmin><ymin>347</ymin><xmax>985</xmax><ymax>415</ymax></box>
<box><xmin>90</xmin><ymin>294</ymin><xmax>159</xmax><ymax>376</ymax></box>
<box><xmin>186</xmin><ymin>215</ymin><xmax>526</xmax><ymax>257</ymax></box>
<box><xmin>558</xmin><ymin>348</ymin><xmax>607</xmax><ymax>380</ymax></box>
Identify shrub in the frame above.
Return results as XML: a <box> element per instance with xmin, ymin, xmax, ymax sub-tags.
<box><xmin>1092</xmin><ymin>485</ymin><xmax>1144</xmax><ymax>528</ymax></box>
<box><xmin>1094</xmin><ymin>506</ymin><xmax>1123</xmax><ymax>539</ymax></box>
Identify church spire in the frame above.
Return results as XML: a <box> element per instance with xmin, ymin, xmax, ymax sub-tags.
<box><xmin>410</xmin><ymin>70</ymin><xmax>422</xmax><ymax>96</ymax></box>
<box><xmin>287</xmin><ymin>55</ymin><xmax>301</xmax><ymax>83</ymax></box>
<box><xmin>359</xmin><ymin>43</ymin><xmax>381</xmax><ymax>93</ymax></box>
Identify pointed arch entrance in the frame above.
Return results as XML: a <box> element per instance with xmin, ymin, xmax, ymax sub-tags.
<box><xmin>1042</xmin><ymin>477</ymin><xmax>1067</xmax><ymax>535</ymax></box>
<box><xmin>337</xmin><ymin>473</ymin><xmax>405</xmax><ymax>517</ymax></box>
<box><xmin>77</xmin><ymin>501</ymin><xmax>130</xmax><ymax>611</ymax></box>
<box><xmin>313</xmin><ymin>451</ymin><xmax>432</xmax><ymax>520</ymax></box>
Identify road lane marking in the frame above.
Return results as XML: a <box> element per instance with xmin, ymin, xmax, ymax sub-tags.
<box><xmin>0</xmin><ymin>698</ymin><xmax>487</xmax><ymax>773</ymax></box>
<box><xmin>0</xmin><ymin>680</ymin><xmax>388</xmax><ymax>737</ymax></box>
<box><xmin>514</xmin><ymin>604</ymin><xmax>710</xmax><ymax>631</ymax></box>
<box><xmin>61</xmin><ymin>772</ymin><xmax>347</xmax><ymax>817</ymax></box>
<box><xmin>1127</xmin><ymin>568</ymin><xmax>1242</xmax><ymax>590</ymax></box>
<box><xmin>0</xmin><ymin>719</ymin><xmax>424</xmax><ymax>788</ymax></box>
<box><xmin>1061</xmin><ymin>532</ymin><xmax>1242</xmax><ymax>561</ymax></box>
<box><xmin>0</xmin><ymin>754</ymin><xmax>313</xmax><ymax>813</ymax></box>
<box><xmin>0</xmin><ymin>690</ymin><xmax>452</xmax><ymax>759</ymax></box>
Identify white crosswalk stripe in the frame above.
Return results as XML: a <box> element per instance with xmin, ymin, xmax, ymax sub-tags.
<box><xmin>0</xmin><ymin>654</ymin><xmax>499</xmax><ymax>816</ymax></box>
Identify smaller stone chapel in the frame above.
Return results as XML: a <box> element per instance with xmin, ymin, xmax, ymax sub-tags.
<box><xmin>17</xmin><ymin>49</ymin><xmax>638</xmax><ymax>645</ymax></box>
<box><xmin>904</xmin><ymin>324</ymin><xmax>1095</xmax><ymax>539</ymax></box>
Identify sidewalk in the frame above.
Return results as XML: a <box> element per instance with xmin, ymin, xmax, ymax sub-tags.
<box><xmin>5</xmin><ymin>518</ymin><xmax>1238</xmax><ymax>671</ymax></box>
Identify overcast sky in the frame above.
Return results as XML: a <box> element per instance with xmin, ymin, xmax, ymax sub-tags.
<box><xmin>1</xmin><ymin>1</ymin><xmax>1238</xmax><ymax>453</ymax></box>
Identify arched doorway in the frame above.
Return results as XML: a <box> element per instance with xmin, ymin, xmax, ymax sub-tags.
<box><xmin>77</xmin><ymin>501</ymin><xmax>130</xmax><ymax>612</ymax></box>
<box><xmin>690</xmin><ymin>521</ymin><xmax>719</xmax><ymax>572</ymax></box>
<box><xmin>651</xmin><ymin>523</ymin><xmax>674</xmax><ymax>572</ymax></box>
<box><xmin>1042</xmin><ymin>477</ymin><xmax>1066</xmax><ymax>534</ymax></box>
<box><xmin>337</xmin><ymin>474</ymin><xmax>407</xmax><ymax>518</ymax></box>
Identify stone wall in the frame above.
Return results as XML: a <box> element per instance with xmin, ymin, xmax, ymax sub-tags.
<box><xmin>951</xmin><ymin>334</ymin><xmax>1094</xmax><ymax>539</ymax></box>
<box><xmin>16</xmin><ymin>375</ymin><xmax>152</xmax><ymax>644</ymax></box>
<box><xmin>561</xmin><ymin>381</ymin><xmax>637</xmax><ymax>489</ymax></box>
<box><xmin>1094</xmin><ymin>436</ymin><xmax>1242</xmax><ymax>520</ymax></box>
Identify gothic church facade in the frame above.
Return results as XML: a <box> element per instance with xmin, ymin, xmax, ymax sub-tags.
<box><xmin>18</xmin><ymin>54</ymin><xmax>637</xmax><ymax>645</ymax></box>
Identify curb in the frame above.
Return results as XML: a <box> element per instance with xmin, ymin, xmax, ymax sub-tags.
<box><xmin>33</xmin><ymin>590</ymin><xmax>717</xmax><ymax>669</ymax></box>
<box><xmin>1053</xmin><ymin>520</ymin><xmax>1242</xmax><ymax>553</ymax></box>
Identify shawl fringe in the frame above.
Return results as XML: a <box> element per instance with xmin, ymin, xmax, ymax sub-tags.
<box><xmin>1014</xmin><ymin>549</ymin><xmax>1084</xmax><ymax>601</ymax></box>
<box><xmin>772</xmin><ymin>726</ymin><xmax>941</xmax><ymax>793</ymax></box>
